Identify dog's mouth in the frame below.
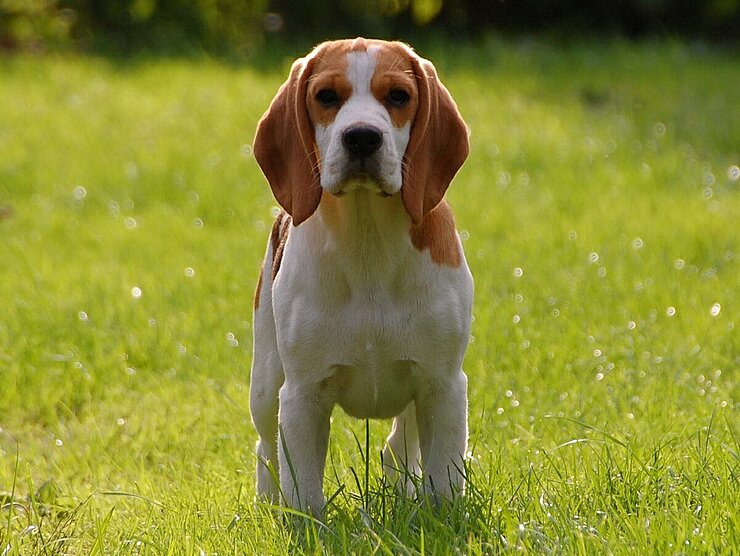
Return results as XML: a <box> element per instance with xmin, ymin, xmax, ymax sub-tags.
<box><xmin>332</xmin><ymin>172</ymin><xmax>395</xmax><ymax>198</ymax></box>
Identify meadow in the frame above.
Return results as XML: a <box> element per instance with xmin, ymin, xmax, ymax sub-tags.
<box><xmin>0</xmin><ymin>39</ymin><xmax>738</xmax><ymax>554</ymax></box>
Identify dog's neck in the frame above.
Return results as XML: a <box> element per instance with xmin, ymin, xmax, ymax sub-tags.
<box><xmin>314</xmin><ymin>186</ymin><xmax>411</xmax><ymax>253</ymax></box>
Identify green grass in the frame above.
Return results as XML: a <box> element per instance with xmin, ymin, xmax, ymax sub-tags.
<box><xmin>0</xmin><ymin>39</ymin><xmax>738</xmax><ymax>554</ymax></box>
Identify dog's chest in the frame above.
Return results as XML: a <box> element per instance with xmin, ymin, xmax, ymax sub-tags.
<box><xmin>324</xmin><ymin>292</ymin><xmax>421</xmax><ymax>418</ymax></box>
<box><xmin>274</xmin><ymin>244</ymin><xmax>436</xmax><ymax>417</ymax></box>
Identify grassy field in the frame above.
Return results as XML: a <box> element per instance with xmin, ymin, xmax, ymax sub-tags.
<box><xmin>0</xmin><ymin>39</ymin><xmax>738</xmax><ymax>554</ymax></box>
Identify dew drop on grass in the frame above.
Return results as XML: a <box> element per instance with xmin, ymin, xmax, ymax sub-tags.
<box><xmin>72</xmin><ymin>185</ymin><xmax>87</xmax><ymax>200</ymax></box>
<box><xmin>131</xmin><ymin>286</ymin><xmax>142</xmax><ymax>299</ymax></box>
<box><xmin>185</xmin><ymin>267</ymin><xmax>195</xmax><ymax>278</ymax></box>
<box><xmin>459</xmin><ymin>230</ymin><xmax>470</xmax><ymax>241</ymax></box>
<box><xmin>55</xmin><ymin>439</ymin><xmax>63</xmax><ymax>447</ymax></box>
<box><xmin>667</xmin><ymin>306</ymin><xmax>676</xmax><ymax>317</ymax></box>
<box><xmin>512</xmin><ymin>314</ymin><xmax>521</xmax><ymax>324</ymax></box>
<box><xmin>226</xmin><ymin>332</ymin><xmax>239</xmax><ymax>347</ymax></box>
<box><xmin>674</xmin><ymin>258</ymin><xmax>685</xmax><ymax>270</ymax></box>
<box><xmin>240</xmin><ymin>144</ymin><xmax>253</xmax><ymax>158</ymax></box>
<box><xmin>125</xmin><ymin>217</ymin><xmax>138</xmax><ymax>229</ymax></box>
<box><xmin>628</xmin><ymin>321</ymin><xmax>636</xmax><ymax>330</ymax></box>
<box><xmin>78</xmin><ymin>311</ymin><xmax>88</xmax><ymax>321</ymax></box>
<box><xmin>632</xmin><ymin>237</ymin><xmax>644</xmax><ymax>249</ymax></box>
<box><xmin>710</xmin><ymin>303</ymin><xmax>721</xmax><ymax>317</ymax></box>
<box><xmin>728</xmin><ymin>165</ymin><xmax>739</xmax><ymax>181</ymax></box>
<box><xmin>192</xmin><ymin>217</ymin><xmax>204</xmax><ymax>229</ymax></box>
<box><xmin>513</xmin><ymin>267</ymin><xmax>523</xmax><ymax>278</ymax></box>
<box><xmin>588</xmin><ymin>252</ymin><xmax>599</xmax><ymax>264</ymax></box>
<box><xmin>117</xmin><ymin>418</ymin><xmax>126</xmax><ymax>426</ymax></box>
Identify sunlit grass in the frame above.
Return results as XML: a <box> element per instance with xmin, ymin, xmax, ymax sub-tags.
<box><xmin>0</xmin><ymin>40</ymin><xmax>737</xmax><ymax>554</ymax></box>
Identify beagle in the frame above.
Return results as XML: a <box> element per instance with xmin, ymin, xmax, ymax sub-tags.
<box><xmin>249</xmin><ymin>38</ymin><xmax>472</xmax><ymax>514</ymax></box>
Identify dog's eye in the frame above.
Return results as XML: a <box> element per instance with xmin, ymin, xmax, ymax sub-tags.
<box><xmin>387</xmin><ymin>89</ymin><xmax>410</xmax><ymax>107</ymax></box>
<box><xmin>316</xmin><ymin>89</ymin><xmax>340</xmax><ymax>107</ymax></box>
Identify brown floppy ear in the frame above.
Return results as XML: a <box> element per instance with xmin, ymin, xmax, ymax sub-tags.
<box><xmin>253</xmin><ymin>56</ymin><xmax>322</xmax><ymax>225</ymax></box>
<box><xmin>402</xmin><ymin>54</ymin><xmax>469</xmax><ymax>226</ymax></box>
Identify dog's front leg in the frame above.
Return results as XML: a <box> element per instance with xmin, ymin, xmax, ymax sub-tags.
<box><xmin>416</xmin><ymin>370</ymin><xmax>468</xmax><ymax>500</ymax></box>
<box><xmin>277</xmin><ymin>381</ymin><xmax>331</xmax><ymax>515</ymax></box>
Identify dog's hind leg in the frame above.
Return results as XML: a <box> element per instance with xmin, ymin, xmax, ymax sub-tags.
<box><xmin>250</xmin><ymin>240</ymin><xmax>285</xmax><ymax>503</ymax></box>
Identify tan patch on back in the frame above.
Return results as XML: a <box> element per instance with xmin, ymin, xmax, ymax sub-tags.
<box><xmin>253</xmin><ymin>261</ymin><xmax>264</xmax><ymax>311</ymax></box>
<box><xmin>254</xmin><ymin>210</ymin><xmax>292</xmax><ymax>311</ymax></box>
<box><xmin>271</xmin><ymin>209</ymin><xmax>292</xmax><ymax>280</ymax></box>
<box><xmin>409</xmin><ymin>200</ymin><xmax>462</xmax><ymax>267</ymax></box>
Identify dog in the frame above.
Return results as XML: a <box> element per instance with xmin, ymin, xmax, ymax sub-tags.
<box><xmin>249</xmin><ymin>37</ymin><xmax>472</xmax><ymax>514</ymax></box>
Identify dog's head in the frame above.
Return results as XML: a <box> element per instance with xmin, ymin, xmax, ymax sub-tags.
<box><xmin>253</xmin><ymin>38</ymin><xmax>469</xmax><ymax>225</ymax></box>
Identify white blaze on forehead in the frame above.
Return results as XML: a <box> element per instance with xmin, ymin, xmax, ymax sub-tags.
<box><xmin>346</xmin><ymin>46</ymin><xmax>380</xmax><ymax>96</ymax></box>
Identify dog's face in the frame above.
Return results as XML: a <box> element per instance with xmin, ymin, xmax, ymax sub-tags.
<box><xmin>306</xmin><ymin>42</ymin><xmax>419</xmax><ymax>197</ymax></box>
<box><xmin>253</xmin><ymin>38</ymin><xmax>469</xmax><ymax>226</ymax></box>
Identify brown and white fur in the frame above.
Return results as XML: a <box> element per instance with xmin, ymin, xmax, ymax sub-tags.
<box><xmin>250</xmin><ymin>38</ymin><xmax>472</xmax><ymax>514</ymax></box>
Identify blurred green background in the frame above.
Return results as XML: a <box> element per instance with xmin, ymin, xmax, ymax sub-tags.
<box><xmin>1</xmin><ymin>1</ymin><xmax>738</xmax><ymax>554</ymax></box>
<box><xmin>2</xmin><ymin>0</ymin><xmax>739</xmax><ymax>55</ymax></box>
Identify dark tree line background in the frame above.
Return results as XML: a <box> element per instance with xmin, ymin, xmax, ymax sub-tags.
<box><xmin>1</xmin><ymin>0</ymin><xmax>738</xmax><ymax>53</ymax></box>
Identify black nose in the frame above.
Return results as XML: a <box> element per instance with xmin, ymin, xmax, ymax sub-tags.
<box><xmin>342</xmin><ymin>127</ymin><xmax>383</xmax><ymax>159</ymax></box>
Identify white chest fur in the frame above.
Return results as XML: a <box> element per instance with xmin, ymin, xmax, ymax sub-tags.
<box><xmin>271</xmin><ymin>190</ymin><xmax>472</xmax><ymax>419</ymax></box>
